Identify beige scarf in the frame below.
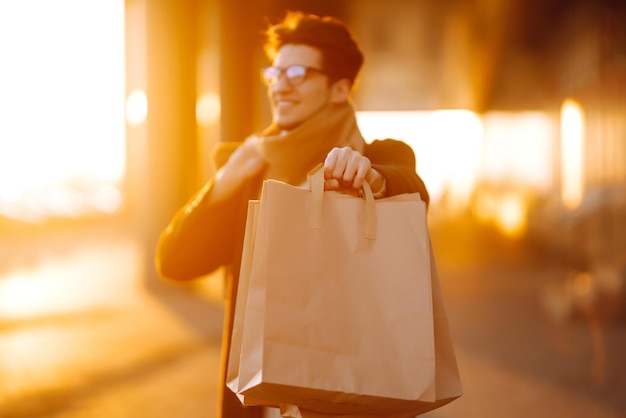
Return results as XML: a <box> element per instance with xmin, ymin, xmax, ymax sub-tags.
<box><xmin>251</xmin><ymin>101</ymin><xmax>366</xmax><ymax>186</ymax></box>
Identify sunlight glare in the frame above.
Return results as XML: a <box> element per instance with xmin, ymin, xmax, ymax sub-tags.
<box><xmin>0</xmin><ymin>240</ymin><xmax>141</xmax><ymax>319</ymax></box>
<box><xmin>357</xmin><ymin>110</ymin><xmax>483</xmax><ymax>211</ymax></box>
<box><xmin>495</xmin><ymin>193</ymin><xmax>527</xmax><ymax>238</ymax></box>
<box><xmin>0</xmin><ymin>0</ymin><xmax>126</xmax><ymax>218</ymax></box>
<box><xmin>196</xmin><ymin>92</ymin><xmax>221</xmax><ymax>126</ymax></box>
<box><xmin>481</xmin><ymin>112</ymin><xmax>554</xmax><ymax>190</ymax></box>
<box><xmin>432</xmin><ymin>110</ymin><xmax>483</xmax><ymax>211</ymax></box>
<box><xmin>561</xmin><ymin>99</ymin><xmax>585</xmax><ymax>209</ymax></box>
<box><xmin>472</xmin><ymin>190</ymin><xmax>527</xmax><ymax>237</ymax></box>
<box><xmin>125</xmin><ymin>89</ymin><xmax>148</xmax><ymax>126</ymax></box>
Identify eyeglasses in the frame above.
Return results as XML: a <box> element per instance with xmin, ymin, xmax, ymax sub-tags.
<box><xmin>261</xmin><ymin>65</ymin><xmax>326</xmax><ymax>86</ymax></box>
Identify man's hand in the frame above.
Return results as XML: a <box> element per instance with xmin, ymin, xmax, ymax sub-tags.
<box><xmin>211</xmin><ymin>138</ymin><xmax>268</xmax><ymax>201</ymax></box>
<box><xmin>323</xmin><ymin>147</ymin><xmax>385</xmax><ymax>196</ymax></box>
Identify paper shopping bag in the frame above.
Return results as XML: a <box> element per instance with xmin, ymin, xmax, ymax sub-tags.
<box><xmin>226</xmin><ymin>200</ymin><xmax>278</xmax><ymax>408</ymax></box>
<box><xmin>230</xmin><ymin>164</ymin><xmax>461</xmax><ymax>416</ymax></box>
<box><xmin>276</xmin><ymin>236</ymin><xmax>463</xmax><ymax>418</ymax></box>
<box><xmin>279</xmin><ymin>238</ymin><xmax>463</xmax><ymax>418</ymax></box>
<box><xmin>276</xmin><ymin>238</ymin><xmax>463</xmax><ymax>418</ymax></box>
<box><xmin>427</xmin><ymin>237</ymin><xmax>463</xmax><ymax>408</ymax></box>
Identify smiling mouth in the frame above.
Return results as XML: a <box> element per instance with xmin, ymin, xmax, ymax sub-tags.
<box><xmin>276</xmin><ymin>100</ymin><xmax>296</xmax><ymax>107</ymax></box>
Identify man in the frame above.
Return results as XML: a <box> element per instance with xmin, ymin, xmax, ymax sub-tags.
<box><xmin>156</xmin><ymin>11</ymin><xmax>429</xmax><ymax>418</ymax></box>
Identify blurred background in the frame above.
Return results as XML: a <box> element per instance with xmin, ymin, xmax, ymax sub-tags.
<box><xmin>0</xmin><ymin>0</ymin><xmax>625</xmax><ymax>417</ymax></box>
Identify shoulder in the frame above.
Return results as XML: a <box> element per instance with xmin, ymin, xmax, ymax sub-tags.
<box><xmin>364</xmin><ymin>139</ymin><xmax>416</xmax><ymax>165</ymax></box>
<box><xmin>365</xmin><ymin>139</ymin><xmax>415</xmax><ymax>156</ymax></box>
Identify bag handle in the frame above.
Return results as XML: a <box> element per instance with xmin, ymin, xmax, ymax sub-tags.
<box><xmin>307</xmin><ymin>163</ymin><xmax>377</xmax><ymax>240</ymax></box>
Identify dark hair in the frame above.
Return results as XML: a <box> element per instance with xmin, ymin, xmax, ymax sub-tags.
<box><xmin>263</xmin><ymin>11</ymin><xmax>364</xmax><ymax>86</ymax></box>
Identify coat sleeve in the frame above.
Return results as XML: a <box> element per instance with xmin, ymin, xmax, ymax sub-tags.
<box><xmin>155</xmin><ymin>142</ymin><xmax>257</xmax><ymax>281</ymax></box>
<box><xmin>366</xmin><ymin>139</ymin><xmax>430</xmax><ymax>206</ymax></box>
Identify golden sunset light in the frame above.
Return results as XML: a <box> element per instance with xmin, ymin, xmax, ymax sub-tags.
<box><xmin>0</xmin><ymin>0</ymin><xmax>126</xmax><ymax>220</ymax></box>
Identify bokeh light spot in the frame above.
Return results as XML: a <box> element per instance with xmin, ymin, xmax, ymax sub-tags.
<box><xmin>125</xmin><ymin>89</ymin><xmax>148</xmax><ymax>126</ymax></box>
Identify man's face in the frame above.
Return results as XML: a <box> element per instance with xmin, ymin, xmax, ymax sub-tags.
<box><xmin>267</xmin><ymin>44</ymin><xmax>333</xmax><ymax>130</ymax></box>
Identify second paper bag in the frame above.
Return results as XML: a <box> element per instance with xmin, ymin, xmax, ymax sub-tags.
<box><xmin>236</xmin><ymin>165</ymin><xmax>435</xmax><ymax>416</ymax></box>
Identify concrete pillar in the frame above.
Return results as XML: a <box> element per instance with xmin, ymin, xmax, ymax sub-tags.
<box><xmin>125</xmin><ymin>0</ymin><xmax>200</xmax><ymax>285</ymax></box>
<box><xmin>219</xmin><ymin>2</ymin><xmax>267</xmax><ymax>142</ymax></box>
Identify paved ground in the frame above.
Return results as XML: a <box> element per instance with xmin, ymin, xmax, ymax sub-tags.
<box><xmin>0</xmin><ymin>216</ymin><xmax>624</xmax><ymax>418</ymax></box>
<box><xmin>424</xmin><ymin>217</ymin><xmax>626</xmax><ymax>418</ymax></box>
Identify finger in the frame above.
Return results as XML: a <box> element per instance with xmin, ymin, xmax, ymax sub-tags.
<box><xmin>323</xmin><ymin>149</ymin><xmax>339</xmax><ymax>180</ymax></box>
<box><xmin>351</xmin><ymin>159</ymin><xmax>371</xmax><ymax>189</ymax></box>
<box><xmin>330</xmin><ymin>148</ymin><xmax>349</xmax><ymax>180</ymax></box>
<box><xmin>324</xmin><ymin>178</ymin><xmax>341</xmax><ymax>190</ymax></box>
<box><xmin>344</xmin><ymin>156</ymin><xmax>370</xmax><ymax>189</ymax></box>
<box><xmin>341</xmin><ymin>153</ymin><xmax>360</xmax><ymax>186</ymax></box>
